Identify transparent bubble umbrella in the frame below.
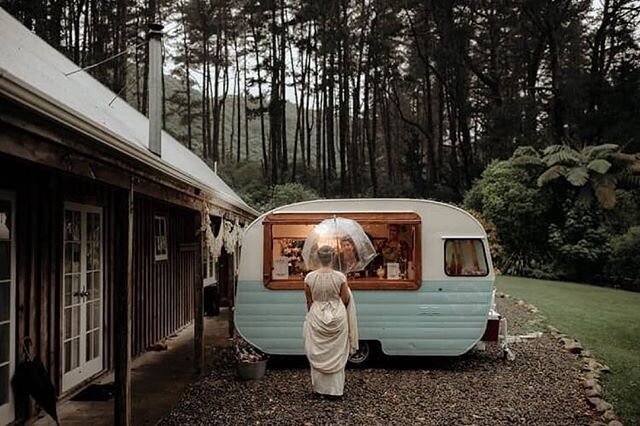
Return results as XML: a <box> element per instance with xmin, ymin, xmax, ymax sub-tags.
<box><xmin>302</xmin><ymin>217</ymin><xmax>377</xmax><ymax>274</ymax></box>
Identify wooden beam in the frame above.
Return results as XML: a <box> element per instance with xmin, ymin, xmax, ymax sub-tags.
<box><xmin>115</xmin><ymin>180</ymin><xmax>134</xmax><ymax>426</ymax></box>
<box><xmin>193</xmin><ymin>211</ymin><xmax>204</xmax><ymax>374</ymax></box>
<box><xmin>0</xmin><ymin>105</ymin><xmax>256</xmax><ymax>221</ymax></box>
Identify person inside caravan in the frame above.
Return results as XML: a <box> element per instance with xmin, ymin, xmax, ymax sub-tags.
<box><xmin>338</xmin><ymin>236</ymin><xmax>359</xmax><ymax>272</ymax></box>
<box><xmin>381</xmin><ymin>224</ymin><xmax>409</xmax><ymax>262</ymax></box>
<box><xmin>303</xmin><ymin>245</ymin><xmax>358</xmax><ymax>398</ymax></box>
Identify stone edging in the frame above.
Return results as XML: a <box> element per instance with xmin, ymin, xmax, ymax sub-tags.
<box><xmin>496</xmin><ymin>292</ymin><xmax>623</xmax><ymax>426</ymax></box>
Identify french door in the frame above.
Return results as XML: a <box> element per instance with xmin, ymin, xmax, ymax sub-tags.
<box><xmin>62</xmin><ymin>203</ymin><xmax>103</xmax><ymax>391</ymax></box>
<box><xmin>0</xmin><ymin>191</ymin><xmax>15</xmax><ymax>424</ymax></box>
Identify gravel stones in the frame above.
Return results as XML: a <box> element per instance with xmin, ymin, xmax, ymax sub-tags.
<box><xmin>159</xmin><ymin>298</ymin><xmax>597</xmax><ymax>426</ymax></box>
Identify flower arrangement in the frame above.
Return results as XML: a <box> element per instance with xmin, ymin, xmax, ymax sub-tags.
<box><xmin>280</xmin><ymin>239</ymin><xmax>305</xmax><ymax>275</ymax></box>
<box><xmin>233</xmin><ymin>335</ymin><xmax>267</xmax><ymax>363</ymax></box>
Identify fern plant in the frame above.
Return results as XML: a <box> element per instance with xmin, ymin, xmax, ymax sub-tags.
<box><xmin>532</xmin><ymin>144</ymin><xmax>640</xmax><ymax>209</ymax></box>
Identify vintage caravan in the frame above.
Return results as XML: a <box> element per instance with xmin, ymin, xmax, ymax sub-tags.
<box><xmin>235</xmin><ymin>199</ymin><xmax>507</xmax><ymax>363</ymax></box>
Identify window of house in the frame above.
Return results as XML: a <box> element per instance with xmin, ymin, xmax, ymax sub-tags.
<box><xmin>154</xmin><ymin>215</ymin><xmax>168</xmax><ymax>261</ymax></box>
<box><xmin>202</xmin><ymin>245</ymin><xmax>217</xmax><ymax>286</ymax></box>
<box><xmin>444</xmin><ymin>239</ymin><xmax>489</xmax><ymax>277</ymax></box>
<box><xmin>263</xmin><ymin>212</ymin><xmax>421</xmax><ymax>290</ymax></box>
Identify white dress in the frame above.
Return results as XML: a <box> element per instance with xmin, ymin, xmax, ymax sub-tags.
<box><xmin>303</xmin><ymin>269</ymin><xmax>353</xmax><ymax>396</ymax></box>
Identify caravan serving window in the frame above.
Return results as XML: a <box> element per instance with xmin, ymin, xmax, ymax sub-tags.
<box><xmin>444</xmin><ymin>239</ymin><xmax>489</xmax><ymax>277</ymax></box>
<box><xmin>263</xmin><ymin>212</ymin><xmax>421</xmax><ymax>290</ymax></box>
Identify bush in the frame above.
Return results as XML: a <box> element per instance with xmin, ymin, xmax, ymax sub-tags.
<box><xmin>467</xmin><ymin>209</ymin><xmax>504</xmax><ymax>269</ymax></box>
<box><xmin>604</xmin><ymin>189</ymin><xmax>640</xmax><ymax>234</ymax></box>
<box><xmin>548</xmin><ymin>202</ymin><xmax>611</xmax><ymax>280</ymax></box>
<box><xmin>463</xmin><ymin>160</ymin><xmax>553</xmax><ymax>275</ymax></box>
<box><xmin>606</xmin><ymin>226</ymin><xmax>640</xmax><ymax>280</ymax></box>
<box><xmin>243</xmin><ymin>183</ymin><xmax>320</xmax><ymax>212</ymax></box>
<box><xmin>266</xmin><ymin>183</ymin><xmax>320</xmax><ymax>211</ymax></box>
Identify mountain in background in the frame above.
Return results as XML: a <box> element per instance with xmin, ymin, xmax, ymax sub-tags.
<box><xmin>132</xmin><ymin>71</ymin><xmax>320</xmax><ymax>167</ymax></box>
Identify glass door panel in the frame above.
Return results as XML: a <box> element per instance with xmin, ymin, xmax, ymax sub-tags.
<box><xmin>0</xmin><ymin>194</ymin><xmax>15</xmax><ymax>423</ymax></box>
<box><xmin>62</xmin><ymin>204</ymin><xmax>103</xmax><ymax>391</ymax></box>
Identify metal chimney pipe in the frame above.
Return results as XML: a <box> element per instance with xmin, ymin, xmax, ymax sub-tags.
<box><xmin>148</xmin><ymin>23</ymin><xmax>164</xmax><ymax>156</ymax></box>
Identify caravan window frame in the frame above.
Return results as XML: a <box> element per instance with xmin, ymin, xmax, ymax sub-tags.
<box><xmin>443</xmin><ymin>238</ymin><xmax>490</xmax><ymax>277</ymax></box>
<box><xmin>262</xmin><ymin>212</ymin><xmax>422</xmax><ymax>290</ymax></box>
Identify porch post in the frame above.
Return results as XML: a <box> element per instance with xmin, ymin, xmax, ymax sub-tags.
<box><xmin>115</xmin><ymin>180</ymin><xmax>134</xmax><ymax>425</ymax></box>
<box><xmin>194</xmin><ymin>210</ymin><xmax>204</xmax><ymax>373</ymax></box>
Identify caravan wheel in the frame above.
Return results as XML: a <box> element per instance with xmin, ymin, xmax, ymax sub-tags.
<box><xmin>348</xmin><ymin>341</ymin><xmax>373</xmax><ymax>366</ymax></box>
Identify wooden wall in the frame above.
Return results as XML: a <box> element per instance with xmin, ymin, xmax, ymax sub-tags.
<box><xmin>1</xmin><ymin>152</ymin><xmax>200</xmax><ymax>394</ymax></box>
<box><xmin>0</xmin><ymin>154</ymin><xmax>120</xmax><ymax>396</ymax></box>
<box><xmin>132</xmin><ymin>195</ymin><xmax>197</xmax><ymax>357</ymax></box>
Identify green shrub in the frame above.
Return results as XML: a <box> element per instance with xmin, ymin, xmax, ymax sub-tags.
<box><xmin>243</xmin><ymin>183</ymin><xmax>320</xmax><ymax>212</ymax></box>
<box><xmin>606</xmin><ymin>226</ymin><xmax>640</xmax><ymax>280</ymax></box>
<box><xmin>463</xmin><ymin>160</ymin><xmax>553</xmax><ymax>274</ymax></box>
<box><xmin>467</xmin><ymin>209</ymin><xmax>504</xmax><ymax>269</ymax></box>
<box><xmin>604</xmin><ymin>189</ymin><xmax>640</xmax><ymax>234</ymax></box>
<box><xmin>548</xmin><ymin>202</ymin><xmax>611</xmax><ymax>279</ymax></box>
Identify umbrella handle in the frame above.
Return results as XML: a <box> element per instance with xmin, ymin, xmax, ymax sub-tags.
<box><xmin>22</xmin><ymin>336</ymin><xmax>33</xmax><ymax>361</ymax></box>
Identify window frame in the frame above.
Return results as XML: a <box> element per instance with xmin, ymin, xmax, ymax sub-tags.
<box><xmin>154</xmin><ymin>215</ymin><xmax>168</xmax><ymax>262</ymax></box>
<box><xmin>443</xmin><ymin>237</ymin><xmax>490</xmax><ymax>277</ymax></box>
<box><xmin>263</xmin><ymin>212</ymin><xmax>422</xmax><ymax>290</ymax></box>
<box><xmin>202</xmin><ymin>244</ymin><xmax>217</xmax><ymax>286</ymax></box>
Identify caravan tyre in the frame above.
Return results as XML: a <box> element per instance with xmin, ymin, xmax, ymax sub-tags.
<box><xmin>348</xmin><ymin>341</ymin><xmax>373</xmax><ymax>366</ymax></box>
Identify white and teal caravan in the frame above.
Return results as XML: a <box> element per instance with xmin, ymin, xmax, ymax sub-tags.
<box><xmin>235</xmin><ymin>199</ymin><xmax>508</xmax><ymax>364</ymax></box>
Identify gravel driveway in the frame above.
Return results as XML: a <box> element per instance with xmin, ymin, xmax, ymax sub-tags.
<box><xmin>160</xmin><ymin>299</ymin><xmax>596</xmax><ymax>425</ymax></box>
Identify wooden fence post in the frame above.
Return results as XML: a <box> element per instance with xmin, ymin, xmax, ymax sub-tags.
<box><xmin>115</xmin><ymin>180</ymin><xmax>133</xmax><ymax>425</ymax></box>
<box><xmin>194</xmin><ymin>210</ymin><xmax>204</xmax><ymax>373</ymax></box>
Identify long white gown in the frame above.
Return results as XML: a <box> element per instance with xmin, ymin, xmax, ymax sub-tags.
<box><xmin>303</xmin><ymin>269</ymin><xmax>357</xmax><ymax>396</ymax></box>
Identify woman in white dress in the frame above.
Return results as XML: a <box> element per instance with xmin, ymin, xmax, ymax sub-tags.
<box><xmin>303</xmin><ymin>245</ymin><xmax>356</xmax><ymax>398</ymax></box>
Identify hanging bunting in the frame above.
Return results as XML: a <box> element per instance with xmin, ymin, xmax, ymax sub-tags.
<box><xmin>200</xmin><ymin>203</ymin><xmax>223</xmax><ymax>261</ymax></box>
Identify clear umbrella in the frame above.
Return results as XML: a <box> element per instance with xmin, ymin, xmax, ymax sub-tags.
<box><xmin>302</xmin><ymin>216</ymin><xmax>377</xmax><ymax>274</ymax></box>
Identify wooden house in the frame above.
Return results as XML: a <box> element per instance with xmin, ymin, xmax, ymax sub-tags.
<box><xmin>0</xmin><ymin>9</ymin><xmax>257</xmax><ymax>425</ymax></box>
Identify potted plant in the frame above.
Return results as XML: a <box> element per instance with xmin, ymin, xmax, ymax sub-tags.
<box><xmin>233</xmin><ymin>335</ymin><xmax>268</xmax><ymax>380</ymax></box>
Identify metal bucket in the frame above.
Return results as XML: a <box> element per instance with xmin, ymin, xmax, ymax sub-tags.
<box><xmin>237</xmin><ymin>360</ymin><xmax>267</xmax><ymax>380</ymax></box>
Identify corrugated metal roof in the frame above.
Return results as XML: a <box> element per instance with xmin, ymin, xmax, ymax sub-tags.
<box><xmin>0</xmin><ymin>8</ymin><xmax>257</xmax><ymax>217</ymax></box>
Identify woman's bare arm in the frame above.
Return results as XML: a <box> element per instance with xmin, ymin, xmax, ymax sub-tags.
<box><xmin>304</xmin><ymin>284</ymin><xmax>313</xmax><ymax>311</ymax></box>
<box><xmin>340</xmin><ymin>281</ymin><xmax>351</xmax><ymax>306</ymax></box>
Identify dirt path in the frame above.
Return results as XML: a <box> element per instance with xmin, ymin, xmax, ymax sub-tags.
<box><xmin>160</xmin><ymin>299</ymin><xmax>596</xmax><ymax>425</ymax></box>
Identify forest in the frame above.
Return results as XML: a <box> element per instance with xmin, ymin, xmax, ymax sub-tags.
<box><xmin>3</xmin><ymin>0</ymin><xmax>640</xmax><ymax>287</ymax></box>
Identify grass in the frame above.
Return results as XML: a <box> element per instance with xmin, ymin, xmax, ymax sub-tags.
<box><xmin>496</xmin><ymin>276</ymin><xmax>640</xmax><ymax>425</ymax></box>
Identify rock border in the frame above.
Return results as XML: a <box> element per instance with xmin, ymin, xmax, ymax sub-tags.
<box><xmin>496</xmin><ymin>292</ymin><xmax>622</xmax><ymax>426</ymax></box>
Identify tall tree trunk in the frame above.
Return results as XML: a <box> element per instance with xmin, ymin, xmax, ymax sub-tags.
<box><xmin>220</xmin><ymin>37</ymin><xmax>229</xmax><ymax>163</ymax></box>
<box><xmin>548</xmin><ymin>31</ymin><xmax>565</xmax><ymax>143</ymax></box>
<box><xmin>230</xmin><ymin>75</ymin><xmax>236</xmax><ymax>162</ymax></box>
<box><xmin>382</xmin><ymin>91</ymin><xmax>394</xmax><ymax>182</ymax></box>
<box><xmin>305</xmin><ymin>24</ymin><xmax>315</xmax><ymax>168</ymax></box>
<box><xmin>113</xmin><ymin>0</ymin><xmax>127</xmax><ymax>99</ymax></box>
<box><xmin>251</xmin><ymin>26</ymin><xmax>268</xmax><ymax>176</ymax></box>
<box><xmin>234</xmin><ymin>37</ymin><xmax>242</xmax><ymax>162</ymax></box>
<box><xmin>202</xmin><ymin>38</ymin><xmax>209</xmax><ymax>159</ymax></box>
<box><xmin>212</xmin><ymin>28</ymin><xmax>222</xmax><ymax>163</ymax></box>
<box><xmin>243</xmin><ymin>32</ymin><xmax>250</xmax><ymax>161</ymax></box>
<box><xmin>315</xmin><ymin>68</ymin><xmax>322</xmax><ymax>182</ymax></box>
<box><xmin>446</xmin><ymin>94</ymin><xmax>460</xmax><ymax>190</ymax></box>
<box><xmin>365</xmin><ymin>66</ymin><xmax>378</xmax><ymax>196</ymax></box>
<box><xmin>181</xmin><ymin>4</ymin><xmax>192</xmax><ymax>149</ymax></box>
<box><xmin>327</xmin><ymin>53</ymin><xmax>336</xmax><ymax>180</ymax></box>
<box><xmin>289</xmin><ymin>35</ymin><xmax>302</xmax><ymax>182</ymax></box>
<box><xmin>280</xmin><ymin>0</ymin><xmax>288</xmax><ymax>176</ymax></box>
<box><xmin>269</xmin><ymin>3</ymin><xmax>281</xmax><ymax>184</ymax></box>
<box><xmin>134</xmin><ymin>11</ymin><xmax>142</xmax><ymax>110</ymax></box>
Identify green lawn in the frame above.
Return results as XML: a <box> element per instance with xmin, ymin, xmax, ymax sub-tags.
<box><xmin>496</xmin><ymin>276</ymin><xmax>640</xmax><ymax>425</ymax></box>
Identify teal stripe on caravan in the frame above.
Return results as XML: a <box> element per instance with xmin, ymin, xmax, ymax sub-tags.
<box><xmin>235</xmin><ymin>279</ymin><xmax>494</xmax><ymax>357</ymax></box>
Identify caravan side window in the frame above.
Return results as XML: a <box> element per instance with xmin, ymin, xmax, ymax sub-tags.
<box><xmin>444</xmin><ymin>239</ymin><xmax>489</xmax><ymax>277</ymax></box>
<box><xmin>263</xmin><ymin>212</ymin><xmax>422</xmax><ymax>290</ymax></box>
